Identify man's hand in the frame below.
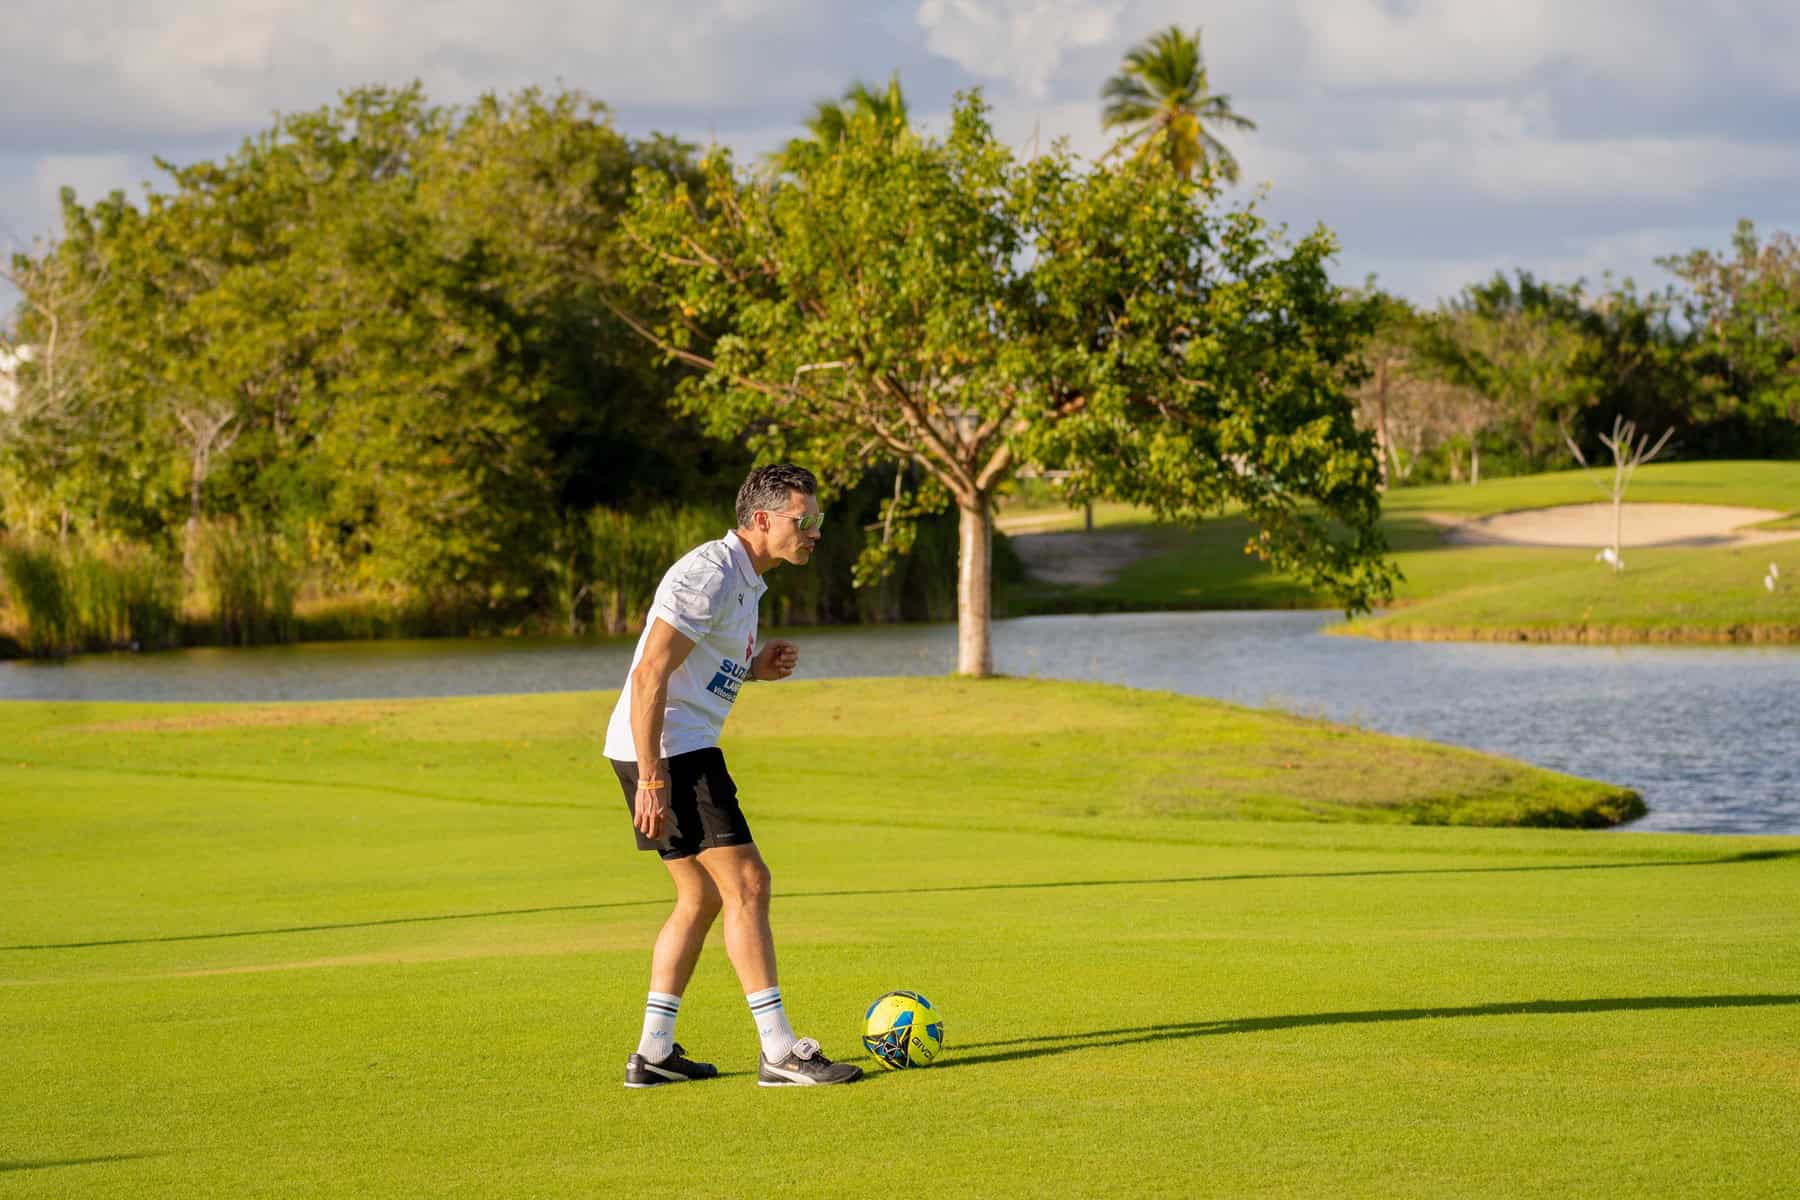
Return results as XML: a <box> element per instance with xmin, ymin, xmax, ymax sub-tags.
<box><xmin>751</xmin><ymin>639</ymin><xmax>799</xmax><ymax>681</ymax></box>
<box><xmin>634</xmin><ymin>779</ymin><xmax>672</xmax><ymax>840</ymax></box>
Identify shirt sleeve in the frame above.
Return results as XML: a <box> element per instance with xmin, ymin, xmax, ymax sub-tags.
<box><xmin>647</xmin><ymin>561</ymin><xmax>728</xmax><ymax>644</ymax></box>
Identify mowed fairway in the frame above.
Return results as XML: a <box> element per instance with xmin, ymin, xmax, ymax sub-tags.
<box><xmin>4</xmin><ymin>682</ymin><xmax>1798</xmax><ymax>1198</ymax></box>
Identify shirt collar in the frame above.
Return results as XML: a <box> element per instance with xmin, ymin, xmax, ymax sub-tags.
<box><xmin>722</xmin><ymin>530</ymin><xmax>766</xmax><ymax>592</ymax></box>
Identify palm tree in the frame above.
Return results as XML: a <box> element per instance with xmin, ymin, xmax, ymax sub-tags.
<box><xmin>776</xmin><ymin>73</ymin><xmax>910</xmax><ymax>169</ymax></box>
<box><xmin>1101</xmin><ymin>26</ymin><xmax>1256</xmax><ymax>184</ymax></box>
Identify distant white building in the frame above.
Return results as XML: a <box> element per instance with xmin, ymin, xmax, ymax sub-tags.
<box><xmin>0</xmin><ymin>344</ymin><xmax>35</xmax><ymax>414</ymax></box>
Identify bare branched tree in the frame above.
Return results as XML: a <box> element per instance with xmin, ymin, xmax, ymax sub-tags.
<box><xmin>1566</xmin><ymin>414</ymin><xmax>1674</xmax><ymax>574</ymax></box>
<box><xmin>1</xmin><ymin>248</ymin><xmax>116</xmax><ymax>535</ymax></box>
<box><xmin>172</xmin><ymin>396</ymin><xmax>241</xmax><ymax>573</ymax></box>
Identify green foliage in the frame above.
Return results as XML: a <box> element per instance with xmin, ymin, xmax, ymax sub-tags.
<box><xmin>579</xmin><ymin>504</ymin><xmax>717</xmax><ymax>635</ymax></box>
<box><xmin>1</xmin><ymin>83</ymin><xmax>720</xmax><ymax>609</ymax></box>
<box><xmin>195</xmin><ymin>520</ymin><xmax>298</xmax><ymax>647</ymax></box>
<box><xmin>777</xmin><ymin>73</ymin><xmax>911</xmax><ymax>171</ymax></box>
<box><xmin>1100</xmin><ymin>25</ymin><xmax>1257</xmax><ymax>183</ymax></box>
<box><xmin>1660</xmin><ymin>219</ymin><xmax>1800</xmax><ymax>448</ymax></box>
<box><xmin>1424</xmin><ymin>273</ymin><xmax>1602</xmax><ymax>465</ymax></box>
<box><xmin>619</xmin><ymin>92</ymin><xmax>1394</xmax><ymax>642</ymax></box>
<box><xmin>0</xmin><ymin>540</ymin><xmax>70</xmax><ymax>656</ymax></box>
<box><xmin>0</xmin><ymin>536</ymin><xmax>180</xmax><ymax>655</ymax></box>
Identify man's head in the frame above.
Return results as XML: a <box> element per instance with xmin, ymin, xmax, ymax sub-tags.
<box><xmin>735</xmin><ymin>463</ymin><xmax>822</xmax><ymax>569</ymax></box>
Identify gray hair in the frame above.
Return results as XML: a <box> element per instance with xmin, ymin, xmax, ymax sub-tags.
<box><xmin>735</xmin><ymin>463</ymin><xmax>818</xmax><ymax>528</ymax></box>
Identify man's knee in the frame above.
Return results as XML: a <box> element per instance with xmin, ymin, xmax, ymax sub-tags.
<box><xmin>729</xmin><ymin>858</ymin><xmax>771</xmax><ymax>910</ymax></box>
<box><xmin>687</xmin><ymin>887</ymin><xmax>723</xmax><ymax>921</ymax></box>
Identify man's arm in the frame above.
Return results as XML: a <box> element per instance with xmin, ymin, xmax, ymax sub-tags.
<box><xmin>630</xmin><ymin>617</ymin><xmax>695</xmax><ymax>841</ymax></box>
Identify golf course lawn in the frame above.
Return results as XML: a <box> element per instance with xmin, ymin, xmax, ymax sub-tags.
<box><xmin>6</xmin><ymin>683</ymin><xmax>1799</xmax><ymax>1197</ymax></box>
<box><xmin>1339</xmin><ymin>540</ymin><xmax>1800</xmax><ymax>641</ymax></box>
<box><xmin>999</xmin><ymin>461</ymin><xmax>1800</xmax><ymax>641</ymax></box>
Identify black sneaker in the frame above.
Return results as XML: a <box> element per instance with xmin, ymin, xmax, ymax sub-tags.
<box><xmin>624</xmin><ymin>1043</ymin><xmax>719</xmax><ymax>1088</ymax></box>
<box><xmin>757</xmin><ymin>1036</ymin><xmax>864</xmax><ymax>1087</ymax></box>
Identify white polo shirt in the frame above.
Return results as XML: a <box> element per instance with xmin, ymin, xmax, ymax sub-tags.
<box><xmin>604</xmin><ymin>530</ymin><xmax>767</xmax><ymax>762</ymax></box>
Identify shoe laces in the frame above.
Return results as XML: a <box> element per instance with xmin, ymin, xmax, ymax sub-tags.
<box><xmin>790</xmin><ymin>1036</ymin><xmax>822</xmax><ymax>1061</ymax></box>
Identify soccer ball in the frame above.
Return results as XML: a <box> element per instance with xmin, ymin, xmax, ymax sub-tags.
<box><xmin>862</xmin><ymin>990</ymin><xmax>945</xmax><ymax>1070</ymax></box>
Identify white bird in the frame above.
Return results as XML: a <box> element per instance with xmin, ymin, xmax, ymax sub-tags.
<box><xmin>1597</xmin><ymin>546</ymin><xmax>1618</xmax><ymax>565</ymax></box>
<box><xmin>1768</xmin><ymin>574</ymin><xmax>1777</xmax><ymax>593</ymax></box>
<box><xmin>1771</xmin><ymin>563</ymin><xmax>1781</xmax><ymax>580</ymax></box>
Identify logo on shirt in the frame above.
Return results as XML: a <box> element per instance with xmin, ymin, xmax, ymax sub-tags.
<box><xmin>706</xmin><ymin>658</ymin><xmax>750</xmax><ymax>703</ymax></box>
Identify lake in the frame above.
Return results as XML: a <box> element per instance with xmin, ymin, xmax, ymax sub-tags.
<box><xmin>4</xmin><ymin>611</ymin><xmax>1796</xmax><ymax>836</ymax></box>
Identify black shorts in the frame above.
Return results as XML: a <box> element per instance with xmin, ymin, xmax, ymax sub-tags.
<box><xmin>611</xmin><ymin>748</ymin><xmax>754</xmax><ymax>861</ymax></box>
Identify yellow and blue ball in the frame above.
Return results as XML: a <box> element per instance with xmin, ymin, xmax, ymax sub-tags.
<box><xmin>862</xmin><ymin>990</ymin><xmax>945</xmax><ymax>1069</ymax></box>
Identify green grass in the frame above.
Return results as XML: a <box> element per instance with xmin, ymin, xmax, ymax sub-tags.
<box><xmin>8</xmin><ymin>683</ymin><xmax>1799</xmax><ymax>1197</ymax></box>
<box><xmin>1343</xmin><ymin>541</ymin><xmax>1800</xmax><ymax>642</ymax></box>
<box><xmin>1000</xmin><ymin>461</ymin><xmax>1800</xmax><ymax>640</ymax></box>
<box><xmin>1376</xmin><ymin>459</ymin><xmax>1800</xmax><ymax>519</ymax></box>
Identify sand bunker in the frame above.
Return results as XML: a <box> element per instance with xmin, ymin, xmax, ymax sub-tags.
<box><xmin>1440</xmin><ymin>503</ymin><xmax>1798</xmax><ymax>548</ymax></box>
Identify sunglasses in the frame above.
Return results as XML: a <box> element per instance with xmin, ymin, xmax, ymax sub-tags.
<box><xmin>762</xmin><ymin>510</ymin><xmax>826</xmax><ymax>532</ymax></box>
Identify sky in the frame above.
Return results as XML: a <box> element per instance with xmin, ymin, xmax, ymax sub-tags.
<box><xmin>4</xmin><ymin>0</ymin><xmax>1800</xmax><ymax>310</ymax></box>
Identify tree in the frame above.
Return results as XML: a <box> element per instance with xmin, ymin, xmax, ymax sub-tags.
<box><xmin>1427</xmin><ymin>273</ymin><xmax>1602</xmax><ymax>468</ymax></box>
<box><xmin>1</xmin><ymin>236</ymin><xmax>113</xmax><ymax>536</ymax></box>
<box><xmin>1352</xmin><ymin>291</ymin><xmax>1491</xmax><ymax>485</ymax></box>
<box><xmin>1565</xmin><ymin>415</ymin><xmax>1674</xmax><ymax>574</ymax></box>
<box><xmin>616</xmin><ymin>93</ymin><xmax>1392</xmax><ymax>676</ymax></box>
<box><xmin>3</xmin><ymin>84</ymin><xmax>714</xmax><ymax>605</ymax></box>
<box><xmin>1660</xmin><ymin>220</ymin><xmax>1800</xmax><ymax>433</ymax></box>
<box><xmin>778</xmin><ymin>73</ymin><xmax>910</xmax><ymax>169</ymax></box>
<box><xmin>1101</xmin><ymin>26</ymin><xmax>1257</xmax><ymax>184</ymax></box>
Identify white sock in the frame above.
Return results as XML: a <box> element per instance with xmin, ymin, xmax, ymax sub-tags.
<box><xmin>746</xmin><ymin>986</ymin><xmax>796</xmax><ymax>1061</ymax></box>
<box><xmin>637</xmin><ymin>991</ymin><xmax>681</xmax><ymax>1060</ymax></box>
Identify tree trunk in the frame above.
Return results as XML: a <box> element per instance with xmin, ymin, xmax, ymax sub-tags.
<box><xmin>184</xmin><ymin>450</ymin><xmax>205</xmax><ymax>577</ymax></box>
<box><xmin>956</xmin><ymin>498</ymin><xmax>993</xmax><ymax>677</ymax></box>
<box><xmin>1470</xmin><ymin>439</ymin><xmax>1481</xmax><ymax>486</ymax></box>
<box><xmin>1372</xmin><ymin>367</ymin><xmax>1391</xmax><ymax>491</ymax></box>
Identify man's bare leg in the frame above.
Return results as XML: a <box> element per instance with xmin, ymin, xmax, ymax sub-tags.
<box><xmin>628</xmin><ymin>857</ymin><xmax>721</xmax><ymax>1074</ymax></box>
<box><xmin>648</xmin><ymin>856</ymin><xmax>722</xmax><ymax>996</ymax></box>
<box><xmin>697</xmin><ymin>842</ymin><xmax>861</xmax><ymax>1084</ymax></box>
<box><xmin>695</xmin><ymin>843</ymin><xmax>776</xmax><ymax>990</ymax></box>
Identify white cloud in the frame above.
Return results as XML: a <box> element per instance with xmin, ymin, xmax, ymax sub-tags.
<box><xmin>1346</xmin><ymin>222</ymin><xmax>1751</xmax><ymax>307</ymax></box>
<box><xmin>915</xmin><ymin>0</ymin><xmax>1126</xmax><ymax>98</ymax></box>
<box><xmin>4</xmin><ymin>0</ymin><xmax>1800</xmax><ymax>318</ymax></box>
<box><xmin>2</xmin><ymin>0</ymin><xmax>849</xmax><ymax>141</ymax></box>
<box><xmin>1289</xmin><ymin>0</ymin><xmax>1800</xmax><ymax>97</ymax></box>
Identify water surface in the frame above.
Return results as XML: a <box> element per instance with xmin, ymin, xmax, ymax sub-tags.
<box><xmin>5</xmin><ymin>612</ymin><xmax>1796</xmax><ymax>836</ymax></box>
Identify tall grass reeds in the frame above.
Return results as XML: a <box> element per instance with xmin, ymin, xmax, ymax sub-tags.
<box><xmin>581</xmin><ymin>505</ymin><xmax>716</xmax><ymax>635</ymax></box>
<box><xmin>0</xmin><ymin>537</ymin><xmax>181</xmax><ymax>657</ymax></box>
<box><xmin>194</xmin><ymin>519</ymin><xmax>298</xmax><ymax>646</ymax></box>
<box><xmin>0</xmin><ymin>539</ymin><xmax>71</xmax><ymax>656</ymax></box>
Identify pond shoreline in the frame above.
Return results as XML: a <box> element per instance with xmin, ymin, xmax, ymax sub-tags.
<box><xmin>6</xmin><ymin>610</ymin><xmax>1797</xmax><ymax>835</ymax></box>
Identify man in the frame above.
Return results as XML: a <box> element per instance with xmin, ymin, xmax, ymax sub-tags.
<box><xmin>604</xmin><ymin>463</ymin><xmax>862</xmax><ymax>1088</ymax></box>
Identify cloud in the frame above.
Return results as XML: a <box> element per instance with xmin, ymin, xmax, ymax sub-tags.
<box><xmin>4</xmin><ymin>0</ymin><xmax>1800</xmax><ymax>314</ymax></box>
<box><xmin>1342</xmin><ymin>222</ymin><xmax>1749</xmax><ymax>308</ymax></box>
<box><xmin>914</xmin><ymin>0</ymin><xmax>1126</xmax><ymax>98</ymax></box>
<box><xmin>0</xmin><ymin>0</ymin><xmax>858</xmax><ymax>146</ymax></box>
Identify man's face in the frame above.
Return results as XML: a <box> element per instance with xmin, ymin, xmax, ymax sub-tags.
<box><xmin>762</xmin><ymin>489</ymin><xmax>823</xmax><ymax>565</ymax></box>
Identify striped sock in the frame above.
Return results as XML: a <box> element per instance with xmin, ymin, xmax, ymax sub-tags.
<box><xmin>746</xmin><ymin>986</ymin><xmax>796</xmax><ymax>1062</ymax></box>
<box><xmin>637</xmin><ymin>991</ymin><xmax>681</xmax><ymax>1061</ymax></box>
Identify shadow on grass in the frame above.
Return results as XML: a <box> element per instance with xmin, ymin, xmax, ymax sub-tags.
<box><xmin>0</xmin><ymin>1153</ymin><xmax>167</xmax><ymax>1173</ymax></box>
<box><xmin>938</xmin><ymin>994</ymin><xmax>1800</xmax><ymax>1070</ymax></box>
<box><xmin>7</xmin><ymin>850</ymin><xmax>1795</xmax><ymax>953</ymax></box>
